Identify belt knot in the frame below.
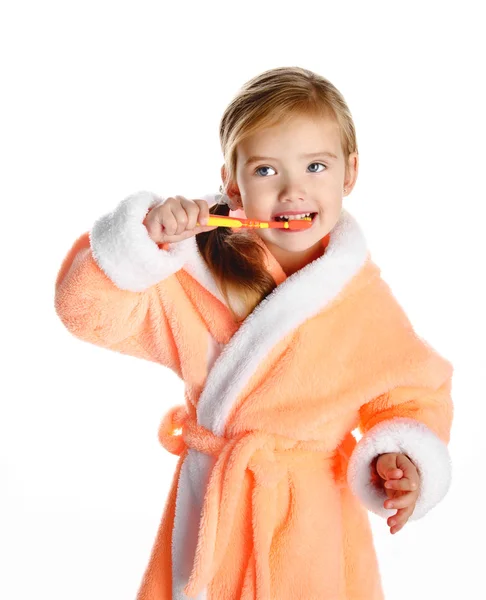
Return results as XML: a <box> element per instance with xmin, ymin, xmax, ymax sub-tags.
<box><xmin>158</xmin><ymin>404</ymin><xmax>227</xmax><ymax>457</ymax></box>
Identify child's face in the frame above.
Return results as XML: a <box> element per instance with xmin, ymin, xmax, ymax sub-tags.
<box><xmin>225</xmin><ymin>113</ymin><xmax>358</xmax><ymax>273</ymax></box>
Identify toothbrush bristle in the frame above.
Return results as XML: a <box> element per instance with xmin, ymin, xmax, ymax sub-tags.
<box><xmin>287</xmin><ymin>218</ymin><xmax>313</xmax><ymax>230</ymax></box>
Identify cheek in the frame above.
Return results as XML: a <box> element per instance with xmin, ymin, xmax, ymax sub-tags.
<box><xmin>240</xmin><ymin>200</ymin><xmax>269</xmax><ymax>219</ymax></box>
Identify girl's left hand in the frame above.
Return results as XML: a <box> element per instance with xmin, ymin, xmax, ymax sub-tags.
<box><xmin>375</xmin><ymin>453</ymin><xmax>420</xmax><ymax>534</ymax></box>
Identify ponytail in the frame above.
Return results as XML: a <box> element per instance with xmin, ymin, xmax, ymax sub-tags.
<box><xmin>195</xmin><ymin>202</ymin><xmax>277</xmax><ymax>322</ymax></box>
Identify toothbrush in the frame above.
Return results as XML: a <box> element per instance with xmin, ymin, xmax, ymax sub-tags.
<box><xmin>197</xmin><ymin>214</ymin><xmax>313</xmax><ymax>230</ymax></box>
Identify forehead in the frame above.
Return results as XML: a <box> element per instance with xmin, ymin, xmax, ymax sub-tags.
<box><xmin>238</xmin><ymin>113</ymin><xmax>342</xmax><ymax>157</ymax></box>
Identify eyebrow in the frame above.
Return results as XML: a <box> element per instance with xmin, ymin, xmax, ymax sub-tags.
<box><xmin>244</xmin><ymin>151</ymin><xmax>338</xmax><ymax>166</ymax></box>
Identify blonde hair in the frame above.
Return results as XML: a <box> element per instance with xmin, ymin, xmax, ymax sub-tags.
<box><xmin>196</xmin><ymin>66</ymin><xmax>359</xmax><ymax>322</ymax></box>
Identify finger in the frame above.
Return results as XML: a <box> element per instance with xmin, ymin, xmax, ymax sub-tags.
<box><xmin>183</xmin><ymin>199</ymin><xmax>217</xmax><ymax>231</ymax></box>
<box><xmin>390</xmin><ymin>522</ymin><xmax>405</xmax><ymax>534</ymax></box>
<box><xmin>193</xmin><ymin>199</ymin><xmax>211</xmax><ymax>226</ymax></box>
<box><xmin>170</xmin><ymin>197</ymin><xmax>191</xmax><ymax>235</ymax></box>
<box><xmin>376</xmin><ymin>454</ymin><xmax>403</xmax><ymax>481</ymax></box>
<box><xmin>388</xmin><ymin>505</ymin><xmax>414</xmax><ymax>533</ymax></box>
<box><xmin>160</xmin><ymin>229</ymin><xmax>200</xmax><ymax>244</ymax></box>
<box><xmin>157</xmin><ymin>204</ymin><xmax>180</xmax><ymax>237</ymax></box>
<box><xmin>395</xmin><ymin>505</ymin><xmax>415</xmax><ymax>523</ymax></box>
<box><xmin>381</xmin><ymin>467</ymin><xmax>403</xmax><ymax>481</ymax></box>
<box><xmin>385</xmin><ymin>486</ymin><xmax>414</xmax><ymax>501</ymax></box>
<box><xmin>388</xmin><ymin>505</ymin><xmax>414</xmax><ymax>525</ymax></box>
<box><xmin>388</xmin><ymin>518</ymin><xmax>404</xmax><ymax>534</ymax></box>
<box><xmin>168</xmin><ymin>224</ymin><xmax>218</xmax><ymax>242</ymax></box>
<box><xmin>384</xmin><ymin>491</ymin><xmax>418</xmax><ymax>510</ymax></box>
<box><xmin>179</xmin><ymin>198</ymin><xmax>201</xmax><ymax>230</ymax></box>
<box><xmin>384</xmin><ymin>477</ymin><xmax>418</xmax><ymax>492</ymax></box>
<box><xmin>396</xmin><ymin>454</ymin><xmax>420</xmax><ymax>485</ymax></box>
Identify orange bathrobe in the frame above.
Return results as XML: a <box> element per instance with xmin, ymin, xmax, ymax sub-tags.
<box><xmin>54</xmin><ymin>190</ymin><xmax>454</xmax><ymax>600</ymax></box>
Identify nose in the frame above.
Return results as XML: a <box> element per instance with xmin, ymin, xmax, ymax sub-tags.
<box><xmin>278</xmin><ymin>184</ymin><xmax>306</xmax><ymax>204</ymax></box>
<box><xmin>277</xmin><ymin>173</ymin><xmax>307</xmax><ymax>202</ymax></box>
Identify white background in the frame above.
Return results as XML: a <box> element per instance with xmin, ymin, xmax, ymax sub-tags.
<box><xmin>1</xmin><ymin>1</ymin><xmax>484</xmax><ymax>598</ymax></box>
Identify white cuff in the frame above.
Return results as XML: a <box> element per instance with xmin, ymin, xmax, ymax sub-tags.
<box><xmin>89</xmin><ymin>191</ymin><xmax>191</xmax><ymax>291</ymax></box>
<box><xmin>346</xmin><ymin>417</ymin><xmax>452</xmax><ymax>520</ymax></box>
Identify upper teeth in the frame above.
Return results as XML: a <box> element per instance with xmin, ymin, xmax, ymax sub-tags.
<box><xmin>275</xmin><ymin>213</ymin><xmax>312</xmax><ymax>221</ymax></box>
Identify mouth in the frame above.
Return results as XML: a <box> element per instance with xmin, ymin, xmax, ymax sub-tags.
<box><xmin>272</xmin><ymin>212</ymin><xmax>318</xmax><ymax>222</ymax></box>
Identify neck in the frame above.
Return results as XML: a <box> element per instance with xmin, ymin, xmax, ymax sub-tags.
<box><xmin>265</xmin><ymin>234</ymin><xmax>330</xmax><ymax>277</ymax></box>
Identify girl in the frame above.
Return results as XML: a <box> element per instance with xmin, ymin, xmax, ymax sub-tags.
<box><xmin>54</xmin><ymin>66</ymin><xmax>454</xmax><ymax>599</ymax></box>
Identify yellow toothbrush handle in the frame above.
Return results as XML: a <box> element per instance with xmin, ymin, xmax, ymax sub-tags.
<box><xmin>204</xmin><ymin>215</ymin><xmax>244</xmax><ymax>227</ymax></box>
<box><xmin>199</xmin><ymin>215</ymin><xmax>311</xmax><ymax>229</ymax></box>
<box><xmin>201</xmin><ymin>215</ymin><xmax>269</xmax><ymax>228</ymax></box>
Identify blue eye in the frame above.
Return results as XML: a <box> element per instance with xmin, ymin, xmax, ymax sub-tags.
<box><xmin>255</xmin><ymin>166</ymin><xmax>275</xmax><ymax>176</ymax></box>
<box><xmin>254</xmin><ymin>162</ymin><xmax>326</xmax><ymax>176</ymax></box>
<box><xmin>308</xmin><ymin>162</ymin><xmax>326</xmax><ymax>173</ymax></box>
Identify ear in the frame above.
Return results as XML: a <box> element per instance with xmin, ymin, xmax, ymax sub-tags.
<box><xmin>343</xmin><ymin>152</ymin><xmax>359</xmax><ymax>194</ymax></box>
<box><xmin>220</xmin><ymin>164</ymin><xmax>241</xmax><ymax>202</ymax></box>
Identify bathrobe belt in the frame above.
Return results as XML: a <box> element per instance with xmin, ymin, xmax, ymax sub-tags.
<box><xmin>158</xmin><ymin>405</ymin><xmax>355</xmax><ymax>597</ymax></box>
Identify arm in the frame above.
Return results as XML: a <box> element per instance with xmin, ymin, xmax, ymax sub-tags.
<box><xmin>346</xmin><ymin>283</ymin><xmax>454</xmax><ymax>521</ymax></box>
<box><xmin>54</xmin><ymin>190</ymin><xmax>194</xmax><ymax>371</ymax></box>
<box><xmin>348</xmin><ymin>376</ymin><xmax>453</xmax><ymax>521</ymax></box>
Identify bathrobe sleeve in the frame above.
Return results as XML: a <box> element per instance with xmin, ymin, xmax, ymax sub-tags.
<box><xmin>54</xmin><ymin>190</ymin><xmax>192</xmax><ymax>372</ymax></box>
<box><xmin>346</xmin><ymin>276</ymin><xmax>454</xmax><ymax>521</ymax></box>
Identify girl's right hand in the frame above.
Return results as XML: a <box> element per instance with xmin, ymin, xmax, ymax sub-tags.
<box><xmin>143</xmin><ymin>195</ymin><xmax>218</xmax><ymax>244</ymax></box>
